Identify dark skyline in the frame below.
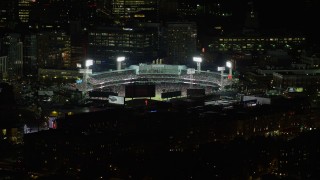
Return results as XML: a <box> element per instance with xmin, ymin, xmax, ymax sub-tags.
<box><xmin>2</xmin><ymin>0</ymin><xmax>319</xmax><ymax>36</ymax></box>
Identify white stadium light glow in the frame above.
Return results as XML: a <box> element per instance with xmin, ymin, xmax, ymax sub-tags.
<box><xmin>117</xmin><ymin>56</ymin><xmax>125</xmax><ymax>62</ymax></box>
<box><xmin>217</xmin><ymin>66</ymin><xmax>225</xmax><ymax>71</ymax></box>
<box><xmin>193</xmin><ymin>57</ymin><xmax>202</xmax><ymax>62</ymax></box>
<box><xmin>85</xmin><ymin>59</ymin><xmax>93</xmax><ymax>67</ymax></box>
<box><xmin>226</xmin><ymin>61</ymin><xmax>232</xmax><ymax>68</ymax></box>
<box><xmin>117</xmin><ymin>56</ymin><xmax>125</xmax><ymax>70</ymax></box>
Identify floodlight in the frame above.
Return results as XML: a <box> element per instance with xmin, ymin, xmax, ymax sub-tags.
<box><xmin>226</xmin><ymin>61</ymin><xmax>232</xmax><ymax>68</ymax></box>
<box><xmin>85</xmin><ymin>59</ymin><xmax>93</xmax><ymax>67</ymax></box>
<box><xmin>117</xmin><ymin>56</ymin><xmax>125</xmax><ymax>62</ymax></box>
<box><xmin>193</xmin><ymin>57</ymin><xmax>202</xmax><ymax>63</ymax></box>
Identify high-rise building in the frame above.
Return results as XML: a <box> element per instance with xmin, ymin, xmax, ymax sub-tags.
<box><xmin>0</xmin><ymin>56</ymin><xmax>8</xmax><ymax>80</ymax></box>
<box><xmin>209</xmin><ymin>35</ymin><xmax>306</xmax><ymax>53</ymax></box>
<box><xmin>18</xmin><ymin>0</ymin><xmax>32</xmax><ymax>23</ymax></box>
<box><xmin>88</xmin><ymin>23</ymin><xmax>161</xmax><ymax>71</ymax></box>
<box><xmin>37</xmin><ymin>32</ymin><xmax>71</xmax><ymax>69</ymax></box>
<box><xmin>111</xmin><ymin>0</ymin><xmax>159</xmax><ymax>21</ymax></box>
<box><xmin>164</xmin><ymin>22</ymin><xmax>197</xmax><ymax>65</ymax></box>
<box><xmin>1</xmin><ymin>34</ymin><xmax>23</xmax><ymax>78</ymax></box>
<box><xmin>23</xmin><ymin>34</ymin><xmax>37</xmax><ymax>76</ymax></box>
<box><xmin>244</xmin><ymin>1</ymin><xmax>259</xmax><ymax>33</ymax></box>
<box><xmin>0</xmin><ymin>0</ymin><xmax>18</xmax><ymax>29</ymax></box>
<box><xmin>29</xmin><ymin>0</ymin><xmax>73</xmax><ymax>30</ymax></box>
<box><xmin>177</xmin><ymin>0</ymin><xmax>197</xmax><ymax>18</ymax></box>
<box><xmin>70</xmin><ymin>21</ymin><xmax>87</xmax><ymax>69</ymax></box>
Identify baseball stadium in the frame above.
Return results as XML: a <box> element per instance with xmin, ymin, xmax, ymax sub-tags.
<box><xmin>72</xmin><ymin>64</ymin><xmax>233</xmax><ymax>101</ymax></box>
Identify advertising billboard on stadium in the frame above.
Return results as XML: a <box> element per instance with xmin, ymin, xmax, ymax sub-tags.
<box><xmin>187</xmin><ymin>68</ymin><xmax>195</xmax><ymax>74</ymax></box>
<box><xmin>187</xmin><ymin>88</ymin><xmax>205</xmax><ymax>97</ymax></box>
<box><xmin>125</xmin><ymin>84</ymin><xmax>155</xmax><ymax>98</ymax></box>
<box><xmin>89</xmin><ymin>91</ymin><xmax>118</xmax><ymax>97</ymax></box>
<box><xmin>287</xmin><ymin>87</ymin><xmax>303</xmax><ymax>93</ymax></box>
<box><xmin>108</xmin><ymin>95</ymin><xmax>125</xmax><ymax>105</ymax></box>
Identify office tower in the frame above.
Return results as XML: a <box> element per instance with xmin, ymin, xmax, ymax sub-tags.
<box><xmin>70</xmin><ymin>21</ymin><xmax>87</xmax><ymax>69</ymax></box>
<box><xmin>1</xmin><ymin>34</ymin><xmax>23</xmax><ymax>78</ymax></box>
<box><xmin>159</xmin><ymin>0</ymin><xmax>178</xmax><ymax>20</ymax></box>
<box><xmin>177</xmin><ymin>0</ymin><xmax>197</xmax><ymax>18</ymax></box>
<box><xmin>88</xmin><ymin>23</ymin><xmax>160</xmax><ymax>71</ymax></box>
<box><xmin>164</xmin><ymin>22</ymin><xmax>197</xmax><ymax>65</ymax></box>
<box><xmin>0</xmin><ymin>0</ymin><xmax>18</xmax><ymax>29</ymax></box>
<box><xmin>29</xmin><ymin>0</ymin><xmax>70</xmax><ymax>30</ymax></box>
<box><xmin>244</xmin><ymin>1</ymin><xmax>259</xmax><ymax>32</ymax></box>
<box><xmin>37</xmin><ymin>32</ymin><xmax>71</xmax><ymax>69</ymax></box>
<box><xmin>111</xmin><ymin>0</ymin><xmax>159</xmax><ymax>22</ymax></box>
<box><xmin>0</xmin><ymin>56</ymin><xmax>8</xmax><ymax>80</ymax></box>
<box><xmin>18</xmin><ymin>0</ymin><xmax>32</xmax><ymax>23</ymax></box>
<box><xmin>23</xmin><ymin>34</ymin><xmax>38</xmax><ymax>76</ymax></box>
<box><xmin>209</xmin><ymin>35</ymin><xmax>306</xmax><ymax>53</ymax></box>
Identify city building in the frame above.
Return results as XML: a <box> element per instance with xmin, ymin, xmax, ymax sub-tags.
<box><xmin>111</xmin><ymin>0</ymin><xmax>159</xmax><ymax>21</ymax></box>
<box><xmin>87</xmin><ymin>24</ymin><xmax>161</xmax><ymax>71</ymax></box>
<box><xmin>29</xmin><ymin>0</ymin><xmax>97</xmax><ymax>31</ymax></box>
<box><xmin>18</xmin><ymin>0</ymin><xmax>32</xmax><ymax>23</ymax></box>
<box><xmin>38</xmin><ymin>68</ymin><xmax>82</xmax><ymax>84</ymax></box>
<box><xmin>301</xmin><ymin>53</ymin><xmax>320</xmax><ymax>68</ymax></box>
<box><xmin>273</xmin><ymin>70</ymin><xmax>320</xmax><ymax>93</ymax></box>
<box><xmin>69</xmin><ymin>21</ymin><xmax>87</xmax><ymax>69</ymax></box>
<box><xmin>0</xmin><ymin>56</ymin><xmax>7</xmax><ymax>80</ymax></box>
<box><xmin>23</xmin><ymin>34</ymin><xmax>37</xmax><ymax>76</ymax></box>
<box><xmin>176</xmin><ymin>0</ymin><xmax>197</xmax><ymax>18</ymax></box>
<box><xmin>209</xmin><ymin>35</ymin><xmax>306</xmax><ymax>53</ymax></box>
<box><xmin>243</xmin><ymin>1</ymin><xmax>259</xmax><ymax>33</ymax></box>
<box><xmin>164</xmin><ymin>22</ymin><xmax>197</xmax><ymax>65</ymax></box>
<box><xmin>0</xmin><ymin>0</ymin><xmax>17</xmax><ymax>29</ymax></box>
<box><xmin>0</xmin><ymin>34</ymin><xmax>23</xmax><ymax>79</ymax></box>
<box><xmin>37</xmin><ymin>31</ymin><xmax>71</xmax><ymax>69</ymax></box>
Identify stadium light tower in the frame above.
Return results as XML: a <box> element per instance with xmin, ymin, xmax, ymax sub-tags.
<box><xmin>86</xmin><ymin>59</ymin><xmax>93</xmax><ymax>68</ymax></box>
<box><xmin>193</xmin><ymin>57</ymin><xmax>202</xmax><ymax>73</ymax></box>
<box><xmin>217</xmin><ymin>66</ymin><xmax>225</xmax><ymax>90</ymax></box>
<box><xmin>187</xmin><ymin>68</ymin><xmax>196</xmax><ymax>88</ymax></box>
<box><xmin>117</xmin><ymin>56</ymin><xmax>125</xmax><ymax>71</ymax></box>
<box><xmin>226</xmin><ymin>60</ymin><xmax>232</xmax><ymax>79</ymax></box>
<box><xmin>83</xmin><ymin>59</ymin><xmax>93</xmax><ymax>97</ymax></box>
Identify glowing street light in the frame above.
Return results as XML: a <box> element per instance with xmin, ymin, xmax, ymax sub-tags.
<box><xmin>226</xmin><ymin>60</ymin><xmax>232</xmax><ymax>79</ymax></box>
<box><xmin>117</xmin><ymin>56</ymin><xmax>125</xmax><ymax>70</ymax></box>
<box><xmin>193</xmin><ymin>57</ymin><xmax>202</xmax><ymax>73</ymax></box>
